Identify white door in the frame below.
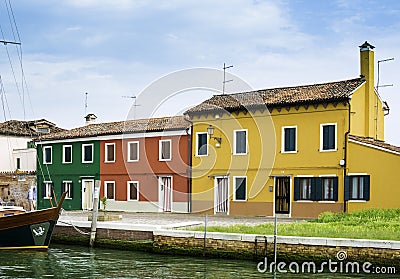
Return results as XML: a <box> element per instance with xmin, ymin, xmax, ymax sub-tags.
<box><xmin>82</xmin><ymin>179</ymin><xmax>94</xmax><ymax>210</ymax></box>
<box><xmin>214</xmin><ymin>177</ymin><xmax>229</xmax><ymax>214</ymax></box>
<box><xmin>159</xmin><ymin>176</ymin><xmax>172</xmax><ymax>212</ymax></box>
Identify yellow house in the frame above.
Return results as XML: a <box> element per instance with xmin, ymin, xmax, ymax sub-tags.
<box><xmin>185</xmin><ymin>41</ymin><xmax>399</xmax><ymax>218</ymax></box>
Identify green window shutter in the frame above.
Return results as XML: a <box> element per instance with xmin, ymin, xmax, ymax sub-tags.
<box><xmin>61</xmin><ymin>182</ymin><xmax>65</xmax><ymax>193</ymax></box>
<box><xmin>333</xmin><ymin>177</ymin><xmax>338</xmax><ymax>201</ymax></box>
<box><xmin>51</xmin><ymin>183</ymin><xmax>55</xmax><ymax>199</ymax></box>
<box><xmin>294</xmin><ymin>178</ymin><xmax>300</xmax><ymax>200</ymax></box>
<box><xmin>344</xmin><ymin>176</ymin><xmax>350</xmax><ymax>201</ymax></box>
<box><xmin>41</xmin><ymin>182</ymin><xmax>46</xmax><ymax>198</ymax></box>
<box><xmin>363</xmin><ymin>175</ymin><xmax>370</xmax><ymax>201</ymax></box>
<box><xmin>70</xmin><ymin>182</ymin><xmax>74</xmax><ymax>199</ymax></box>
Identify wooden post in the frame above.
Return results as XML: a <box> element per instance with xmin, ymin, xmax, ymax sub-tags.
<box><xmin>203</xmin><ymin>214</ymin><xmax>207</xmax><ymax>257</ymax></box>
<box><xmin>89</xmin><ymin>180</ymin><xmax>101</xmax><ymax>247</ymax></box>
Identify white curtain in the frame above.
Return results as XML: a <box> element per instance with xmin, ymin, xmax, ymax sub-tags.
<box><xmin>162</xmin><ymin>177</ymin><xmax>172</xmax><ymax>212</ymax></box>
<box><xmin>216</xmin><ymin>178</ymin><xmax>228</xmax><ymax>213</ymax></box>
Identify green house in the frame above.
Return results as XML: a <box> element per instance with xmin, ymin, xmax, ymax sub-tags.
<box><xmin>36</xmin><ymin>139</ymin><xmax>100</xmax><ymax>210</ymax></box>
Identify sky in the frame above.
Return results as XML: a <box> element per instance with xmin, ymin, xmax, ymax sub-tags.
<box><xmin>0</xmin><ymin>0</ymin><xmax>399</xmax><ymax>145</ymax></box>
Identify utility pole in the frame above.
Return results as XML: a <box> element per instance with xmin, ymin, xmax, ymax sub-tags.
<box><xmin>222</xmin><ymin>63</ymin><xmax>233</xmax><ymax>95</ymax></box>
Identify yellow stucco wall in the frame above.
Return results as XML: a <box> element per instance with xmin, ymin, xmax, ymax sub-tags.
<box><xmin>191</xmin><ymin>103</ymin><xmax>350</xmax><ymax>216</ymax></box>
<box><xmin>347</xmin><ymin>141</ymin><xmax>400</xmax><ymax>211</ymax></box>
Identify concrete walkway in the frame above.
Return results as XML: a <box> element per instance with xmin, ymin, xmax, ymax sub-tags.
<box><xmin>58</xmin><ymin>210</ymin><xmax>306</xmax><ymax>231</ymax></box>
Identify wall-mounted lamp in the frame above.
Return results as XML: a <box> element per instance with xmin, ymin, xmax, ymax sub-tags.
<box><xmin>207</xmin><ymin>125</ymin><xmax>222</xmax><ymax>144</ymax></box>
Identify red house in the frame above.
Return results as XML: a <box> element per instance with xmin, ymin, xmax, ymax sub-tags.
<box><xmin>99</xmin><ymin>116</ymin><xmax>191</xmax><ymax>212</ymax></box>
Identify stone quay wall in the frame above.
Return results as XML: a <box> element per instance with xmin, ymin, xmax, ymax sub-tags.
<box><xmin>53</xmin><ymin>223</ymin><xmax>400</xmax><ymax>269</ymax></box>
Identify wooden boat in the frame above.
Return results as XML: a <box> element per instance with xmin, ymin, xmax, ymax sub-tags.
<box><xmin>0</xmin><ymin>192</ymin><xmax>66</xmax><ymax>250</ymax></box>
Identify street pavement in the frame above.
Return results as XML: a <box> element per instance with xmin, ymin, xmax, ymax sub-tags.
<box><xmin>58</xmin><ymin>210</ymin><xmax>306</xmax><ymax>230</ymax></box>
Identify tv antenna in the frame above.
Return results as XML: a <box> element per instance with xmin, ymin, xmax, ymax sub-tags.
<box><xmin>376</xmin><ymin>58</ymin><xmax>394</xmax><ymax>93</ymax></box>
<box><xmin>0</xmin><ymin>40</ymin><xmax>21</xmax><ymax>45</ymax></box>
<box><xmin>84</xmin><ymin>92</ymin><xmax>88</xmax><ymax>115</ymax></box>
<box><xmin>122</xmin><ymin>95</ymin><xmax>141</xmax><ymax>119</ymax></box>
<box><xmin>222</xmin><ymin>63</ymin><xmax>233</xmax><ymax>95</ymax></box>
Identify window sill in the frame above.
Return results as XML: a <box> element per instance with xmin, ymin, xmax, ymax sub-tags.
<box><xmin>295</xmin><ymin>200</ymin><xmax>313</xmax><ymax>203</ymax></box>
<box><xmin>195</xmin><ymin>154</ymin><xmax>208</xmax><ymax>157</ymax></box>
<box><xmin>232</xmin><ymin>199</ymin><xmax>247</xmax><ymax>202</ymax></box>
<box><xmin>104</xmin><ymin>161</ymin><xmax>116</xmax><ymax>163</ymax></box>
<box><xmin>127</xmin><ymin>160</ymin><xmax>139</xmax><ymax>162</ymax></box>
<box><xmin>62</xmin><ymin>162</ymin><xmax>72</xmax><ymax>164</ymax></box>
<box><xmin>319</xmin><ymin>149</ymin><xmax>337</xmax><ymax>153</ymax></box>
<box><xmin>128</xmin><ymin>199</ymin><xmax>139</xmax><ymax>202</ymax></box>
<box><xmin>82</xmin><ymin>161</ymin><xmax>93</xmax><ymax>164</ymax></box>
<box><xmin>281</xmin><ymin>151</ymin><xmax>297</xmax><ymax>154</ymax></box>
<box><xmin>233</xmin><ymin>153</ymin><xmax>248</xmax><ymax>156</ymax></box>
<box><xmin>159</xmin><ymin>159</ymin><xmax>172</xmax><ymax>162</ymax></box>
<box><xmin>318</xmin><ymin>201</ymin><xmax>336</xmax><ymax>203</ymax></box>
<box><xmin>348</xmin><ymin>200</ymin><xmax>367</xmax><ymax>203</ymax></box>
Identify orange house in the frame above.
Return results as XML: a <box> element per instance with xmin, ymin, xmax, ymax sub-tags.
<box><xmin>99</xmin><ymin>116</ymin><xmax>191</xmax><ymax>212</ymax></box>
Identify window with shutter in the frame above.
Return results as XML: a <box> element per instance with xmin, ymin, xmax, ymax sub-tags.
<box><xmin>282</xmin><ymin>126</ymin><xmax>297</xmax><ymax>153</ymax></box>
<box><xmin>82</xmin><ymin>144</ymin><xmax>94</xmax><ymax>163</ymax></box>
<box><xmin>159</xmin><ymin>140</ymin><xmax>172</xmax><ymax>161</ymax></box>
<box><xmin>320</xmin><ymin>123</ymin><xmax>336</xmax><ymax>151</ymax></box>
<box><xmin>105</xmin><ymin>143</ymin><xmax>115</xmax><ymax>162</ymax></box>
<box><xmin>234</xmin><ymin>177</ymin><xmax>246</xmax><ymax>201</ymax></box>
<box><xmin>345</xmin><ymin>175</ymin><xmax>370</xmax><ymax>201</ymax></box>
<box><xmin>234</xmin><ymin>130</ymin><xmax>247</xmax><ymax>154</ymax></box>
<box><xmin>128</xmin><ymin>141</ymin><xmax>139</xmax><ymax>161</ymax></box>
<box><xmin>196</xmin><ymin>133</ymin><xmax>208</xmax><ymax>156</ymax></box>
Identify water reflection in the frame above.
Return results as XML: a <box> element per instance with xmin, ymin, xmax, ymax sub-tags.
<box><xmin>0</xmin><ymin>245</ymin><xmax>396</xmax><ymax>278</ymax></box>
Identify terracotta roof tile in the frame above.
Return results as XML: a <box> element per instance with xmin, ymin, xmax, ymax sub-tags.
<box><xmin>0</xmin><ymin>119</ymin><xmax>66</xmax><ymax>137</ymax></box>
<box><xmin>186</xmin><ymin>78</ymin><xmax>364</xmax><ymax>114</ymax></box>
<box><xmin>349</xmin><ymin>135</ymin><xmax>400</xmax><ymax>154</ymax></box>
<box><xmin>36</xmin><ymin>116</ymin><xmax>190</xmax><ymax>141</ymax></box>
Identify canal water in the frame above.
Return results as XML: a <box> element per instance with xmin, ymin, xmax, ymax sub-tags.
<box><xmin>0</xmin><ymin>245</ymin><xmax>397</xmax><ymax>278</ymax></box>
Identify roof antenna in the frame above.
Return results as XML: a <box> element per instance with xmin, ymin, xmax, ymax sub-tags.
<box><xmin>84</xmin><ymin>92</ymin><xmax>88</xmax><ymax>115</ymax></box>
<box><xmin>376</xmin><ymin>58</ymin><xmax>394</xmax><ymax>93</ymax></box>
<box><xmin>122</xmin><ymin>95</ymin><xmax>141</xmax><ymax>119</ymax></box>
<box><xmin>222</xmin><ymin>63</ymin><xmax>233</xmax><ymax>95</ymax></box>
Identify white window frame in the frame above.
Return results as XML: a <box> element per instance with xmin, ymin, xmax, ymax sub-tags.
<box><xmin>127</xmin><ymin>181</ymin><xmax>139</xmax><ymax>201</ymax></box>
<box><xmin>105</xmin><ymin>143</ymin><xmax>116</xmax><ymax>163</ymax></box>
<box><xmin>233</xmin><ymin>176</ymin><xmax>247</xmax><ymax>201</ymax></box>
<box><xmin>104</xmin><ymin>181</ymin><xmax>115</xmax><ymax>200</ymax></box>
<box><xmin>43</xmin><ymin>181</ymin><xmax>53</xmax><ymax>199</ymax></box>
<box><xmin>195</xmin><ymin>132</ymin><xmax>208</xmax><ymax>156</ymax></box>
<box><xmin>159</xmin><ymin>139</ymin><xmax>172</xmax><ymax>161</ymax></box>
<box><xmin>127</xmin><ymin>141</ymin><xmax>139</xmax><ymax>162</ymax></box>
<box><xmin>43</xmin><ymin>146</ymin><xmax>52</xmax><ymax>164</ymax></box>
<box><xmin>62</xmin><ymin>145</ymin><xmax>72</xmax><ymax>164</ymax></box>
<box><xmin>281</xmin><ymin>126</ymin><xmax>297</xmax><ymax>153</ymax></box>
<box><xmin>62</xmin><ymin>180</ymin><xmax>73</xmax><ymax>199</ymax></box>
<box><xmin>82</xmin><ymin>143</ymin><xmax>94</xmax><ymax>163</ymax></box>
<box><xmin>233</xmin><ymin>129</ymin><xmax>248</xmax><ymax>155</ymax></box>
<box><xmin>320</xmin><ymin>123</ymin><xmax>337</xmax><ymax>152</ymax></box>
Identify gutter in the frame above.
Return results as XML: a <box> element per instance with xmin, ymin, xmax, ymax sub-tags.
<box><xmin>343</xmin><ymin>99</ymin><xmax>351</xmax><ymax>213</ymax></box>
<box><xmin>183</xmin><ymin>115</ymin><xmax>193</xmax><ymax>213</ymax></box>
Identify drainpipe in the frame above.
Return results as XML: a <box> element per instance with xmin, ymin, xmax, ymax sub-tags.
<box><xmin>343</xmin><ymin>99</ymin><xmax>351</xmax><ymax>213</ymax></box>
<box><xmin>184</xmin><ymin>116</ymin><xmax>193</xmax><ymax>213</ymax></box>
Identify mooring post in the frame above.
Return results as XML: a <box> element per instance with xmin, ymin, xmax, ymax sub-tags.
<box><xmin>273</xmin><ymin>215</ymin><xmax>278</xmax><ymax>273</ymax></box>
<box><xmin>89</xmin><ymin>180</ymin><xmax>101</xmax><ymax>247</ymax></box>
<box><xmin>203</xmin><ymin>214</ymin><xmax>208</xmax><ymax>257</ymax></box>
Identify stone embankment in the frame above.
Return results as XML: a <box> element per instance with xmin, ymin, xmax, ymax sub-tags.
<box><xmin>53</xmin><ymin>215</ymin><xmax>400</xmax><ymax>269</ymax></box>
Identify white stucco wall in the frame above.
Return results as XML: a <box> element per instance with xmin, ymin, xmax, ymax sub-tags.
<box><xmin>0</xmin><ymin>136</ymin><xmax>36</xmax><ymax>172</ymax></box>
